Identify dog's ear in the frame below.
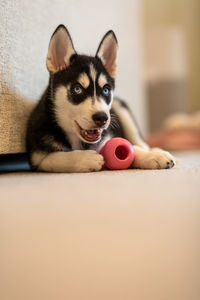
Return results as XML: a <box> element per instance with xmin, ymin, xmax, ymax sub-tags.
<box><xmin>46</xmin><ymin>25</ymin><xmax>76</xmax><ymax>73</ymax></box>
<box><xmin>96</xmin><ymin>31</ymin><xmax>118</xmax><ymax>78</ymax></box>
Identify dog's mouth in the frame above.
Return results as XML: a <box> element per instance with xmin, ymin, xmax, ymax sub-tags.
<box><xmin>75</xmin><ymin>121</ymin><xmax>103</xmax><ymax>143</ymax></box>
<box><xmin>81</xmin><ymin>128</ymin><xmax>102</xmax><ymax>142</ymax></box>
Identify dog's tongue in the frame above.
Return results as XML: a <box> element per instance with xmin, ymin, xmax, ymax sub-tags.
<box><xmin>81</xmin><ymin>129</ymin><xmax>101</xmax><ymax>142</ymax></box>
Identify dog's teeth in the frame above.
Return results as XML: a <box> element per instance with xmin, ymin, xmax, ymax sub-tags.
<box><xmin>80</xmin><ymin>127</ymin><xmax>102</xmax><ymax>142</ymax></box>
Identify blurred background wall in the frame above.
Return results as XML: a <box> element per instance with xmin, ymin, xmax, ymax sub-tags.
<box><xmin>143</xmin><ymin>0</ymin><xmax>200</xmax><ymax>132</ymax></box>
<box><xmin>0</xmin><ymin>0</ymin><xmax>146</xmax><ymax>154</ymax></box>
<box><xmin>1</xmin><ymin>0</ymin><xmax>200</xmax><ymax>153</ymax></box>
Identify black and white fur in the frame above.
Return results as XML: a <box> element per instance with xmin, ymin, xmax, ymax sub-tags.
<box><xmin>26</xmin><ymin>25</ymin><xmax>175</xmax><ymax>172</ymax></box>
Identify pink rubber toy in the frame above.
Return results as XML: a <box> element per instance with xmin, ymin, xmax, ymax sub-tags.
<box><xmin>99</xmin><ymin>137</ymin><xmax>135</xmax><ymax>170</ymax></box>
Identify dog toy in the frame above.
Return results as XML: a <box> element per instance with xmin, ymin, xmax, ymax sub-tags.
<box><xmin>99</xmin><ymin>137</ymin><xmax>135</xmax><ymax>170</ymax></box>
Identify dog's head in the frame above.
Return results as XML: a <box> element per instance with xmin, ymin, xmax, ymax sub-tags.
<box><xmin>46</xmin><ymin>25</ymin><xmax>118</xmax><ymax>144</ymax></box>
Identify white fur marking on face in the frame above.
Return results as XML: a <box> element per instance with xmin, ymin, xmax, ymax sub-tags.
<box><xmin>98</xmin><ymin>95</ymin><xmax>112</xmax><ymax>112</ymax></box>
<box><xmin>78</xmin><ymin>72</ymin><xmax>90</xmax><ymax>89</ymax></box>
<box><xmin>98</xmin><ymin>73</ymin><xmax>107</xmax><ymax>88</ymax></box>
<box><xmin>90</xmin><ymin>64</ymin><xmax>97</xmax><ymax>81</ymax></box>
<box><xmin>90</xmin><ymin>64</ymin><xmax>97</xmax><ymax>101</ymax></box>
<box><xmin>54</xmin><ymin>86</ymin><xmax>112</xmax><ymax>148</ymax></box>
<box><xmin>54</xmin><ymin>86</ymin><xmax>81</xmax><ymax>149</ymax></box>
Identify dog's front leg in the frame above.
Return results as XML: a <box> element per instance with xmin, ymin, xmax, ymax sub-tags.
<box><xmin>132</xmin><ymin>146</ymin><xmax>176</xmax><ymax>169</ymax></box>
<box><xmin>31</xmin><ymin>150</ymin><xmax>104</xmax><ymax>173</ymax></box>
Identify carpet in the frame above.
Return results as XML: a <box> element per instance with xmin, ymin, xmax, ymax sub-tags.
<box><xmin>0</xmin><ymin>151</ymin><xmax>199</xmax><ymax>300</ymax></box>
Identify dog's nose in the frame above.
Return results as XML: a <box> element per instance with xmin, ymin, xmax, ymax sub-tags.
<box><xmin>92</xmin><ymin>111</ymin><xmax>108</xmax><ymax>127</ymax></box>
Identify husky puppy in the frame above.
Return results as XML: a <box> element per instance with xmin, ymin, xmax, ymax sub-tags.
<box><xmin>26</xmin><ymin>25</ymin><xmax>175</xmax><ymax>172</ymax></box>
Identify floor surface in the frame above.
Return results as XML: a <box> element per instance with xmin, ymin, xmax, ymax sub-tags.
<box><xmin>0</xmin><ymin>151</ymin><xmax>200</xmax><ymax>300</ymax></box>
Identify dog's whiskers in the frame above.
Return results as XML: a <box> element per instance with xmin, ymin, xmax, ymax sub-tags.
<box><xmin>110</xmin><ymin>120</ymin><xmax>120</xmax><ymax>130</ymax></box>
<box><xmin>110</xmin><ymin>113</ymin><xmax>120</xmax><ymax>130</ymax></box>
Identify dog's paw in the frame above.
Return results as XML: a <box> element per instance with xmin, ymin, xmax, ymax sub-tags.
<box><xmin>75</xmin><ymin>150</ymin><xmax>104</xmax><ymax>173</ymax></box>
<box><xmin>133</xmin><ymin>147</ymin><xmax>176</xmax><ymax>170</ymax></box>
<box><xmin>145</xmin><ymin>151</ymin><xmax>175</xmax><ymax>169</ymax></box>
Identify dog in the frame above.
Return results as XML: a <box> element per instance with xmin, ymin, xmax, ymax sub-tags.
<box><xmin>26</xmin><ymin>24</ymin><xmax>175</xmax><ymax>172</ymax></box>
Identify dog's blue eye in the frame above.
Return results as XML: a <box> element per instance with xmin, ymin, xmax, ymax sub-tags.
<box><xmin>73</xmin><ymin>84</ymin><xmax>83</xmax><ymax>95</ymax></box>
<box><xmin>102</xmin><ymin>85</ymin><xmax>111</xmax><ymax>96</ymax></box>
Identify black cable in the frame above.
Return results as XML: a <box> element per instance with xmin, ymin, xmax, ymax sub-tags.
<box><xmin>0</xmin><ymin>153</ymin><xmax>31</xmax><ymax>173</ymax></box>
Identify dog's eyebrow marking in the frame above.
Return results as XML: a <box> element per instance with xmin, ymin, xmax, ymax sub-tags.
<box><xmin>77</xmin><ymin>72</ymin><xmax>90</xmax><ymax>89</ymax></box>
<box><xmin>90</xmin><ymin>64</ymin><xmax>97</xmax><ymax>103</ymax></box>
<box><xmin>98</xmin><ymin>73</ymin><xmax>107</xmax><ymax>88</ymax></box>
